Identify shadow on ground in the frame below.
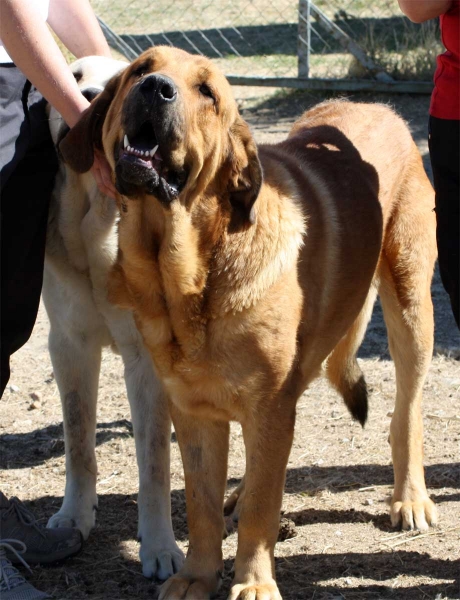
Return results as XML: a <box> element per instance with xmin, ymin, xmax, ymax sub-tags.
<box><xmin>26</xmin><ymin>515</ymin><xmax>459</xmax><ymax>600</ymax></box>
<box><xmin>22</xmin><ymin>454</ymin><xmax>460</xmax><ymax>544</ymax></box>
<box><xmin>0</xmin><ymin>420</ymin><xmax>134</xmax><ymax>469</ymax></box>
<box><xmin>0</xmin><ymin>422</ymin><xmax>182</xmax><ymax>470</ymax></box>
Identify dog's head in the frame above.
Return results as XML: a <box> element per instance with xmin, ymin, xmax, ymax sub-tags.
<box><xmin>60</xmin><ymin>46</ymin><xmax>262</xmax><ymax>227</ymax></box>
<box><xmin>49</xmin><ymin>56</ymin><xmax>128</xmax><ymax>149</ymax></box>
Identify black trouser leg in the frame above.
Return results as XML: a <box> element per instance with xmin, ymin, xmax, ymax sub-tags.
<box><xmin>428</xmin><ymin>116</ymin><xmax>460</xmax><ymax>329</ymax></box>
<box><xmin>0</xmin><ymin>66</ymin><xmax>58</xmax><ymax>395</ymax></box>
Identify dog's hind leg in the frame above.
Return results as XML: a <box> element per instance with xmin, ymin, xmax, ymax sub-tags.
<box><xmin>223</xmin><ymin>476</ymin><xmax>245</xmax><ymax>534</ymax></box>
<box><xmin>325</xmin><ymin>283</ymin><xmax>379</xmax><ymax>427</ymax></box>
<box><xmin>46</xmin><ymin>323</ymin><xmax>101</xmax><ymax>539</ymax></box>
<box><xmin>378</xmin><ymin>174</ymin><xmax>437</xmax><ymax>531</ymax></box>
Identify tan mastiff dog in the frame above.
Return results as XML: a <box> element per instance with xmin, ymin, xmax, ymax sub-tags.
<box><xmin>60</xmin><ymin>46</ymin><xmax>437</xmax><ymax>600</ymax></box>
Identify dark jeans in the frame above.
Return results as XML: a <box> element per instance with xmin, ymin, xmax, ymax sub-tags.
<box><xmin>428</xmin><ymin>116</ymin><xmax>460</xmax><ymax>329</ymax></box>
<box><xmin>0</xmin><ymin>64</ymin><xmax>58</xmax><ymax>395</ymax></box>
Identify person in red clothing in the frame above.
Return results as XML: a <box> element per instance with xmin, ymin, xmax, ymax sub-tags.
<box><xmin>398</xmin><ymin>0</ymin><xmax>459</xmax><ymax>328</ymax></box>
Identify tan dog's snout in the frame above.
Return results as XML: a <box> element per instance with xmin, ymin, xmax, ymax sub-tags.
<box><xmin>122</xmin><ymin>73</ymin><xmax>179</xmax><ymax>129</ymax></box>
<box><xmin>121</xmin><ymin>72</ymin><xmax>184</xmax><ymax>155</ymax></box>
<box><xmin>138</xmin><ymin>73</ymin><xmax>178</xmax><ymax>105</ymax></box>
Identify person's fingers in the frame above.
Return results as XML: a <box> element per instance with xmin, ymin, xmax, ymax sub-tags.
<box><xmin>92</xmin><ymin>150</ymin><xmax>117</xmax><ymax>198</ymax></box>
<box><xmin>90</xmin><ymin>163</ymin><xmax>109</xmax><ymax>197</ymax></box>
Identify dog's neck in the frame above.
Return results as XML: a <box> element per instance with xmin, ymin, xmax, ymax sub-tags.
<box><xmin>110</xmin><ymin>172</ymin><xmax>305</xmax><ymax>369</ymax></box>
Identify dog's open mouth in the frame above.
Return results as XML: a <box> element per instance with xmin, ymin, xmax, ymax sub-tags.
<box><xmin>115</xmin><ymin>121</ymin><xmax>187</xmax><ymax>203</ymax></box>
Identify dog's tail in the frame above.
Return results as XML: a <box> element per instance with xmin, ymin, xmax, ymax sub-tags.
<box><xmin>325</xmin><ymin>286</ymin><xmax>378</xmax><ymax>427</ymax></box>
<box><xmin>326</xmin><ymin>358</ymin><xmax>368</xmax><ymax>426</ymax></box>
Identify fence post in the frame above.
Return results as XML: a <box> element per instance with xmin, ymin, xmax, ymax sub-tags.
<box><xmin>298</xmin><ymin>0</ymin><xmax>311</xmax><ymax>79</ymax></box>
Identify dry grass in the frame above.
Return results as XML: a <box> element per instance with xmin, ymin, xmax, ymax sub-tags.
<box><xmin>88</xmin><ymin>0</ymin><xmax>438</xmax><ymax>81</ymax></box>
<box><xmin>365</xmin><ymin>19</ymin><xmax>441</xmax><ymax>81</ymax></box>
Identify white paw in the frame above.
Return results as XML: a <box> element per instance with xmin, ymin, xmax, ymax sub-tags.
<box><xmin>140</xmin><ymin>538</ymin><xmax>185</xmax><ymax>580</ymax></box>
<box><xmin>47</xmin><ymin>505</ymin><xmax>96</xmax><ymax>540</ymax></box>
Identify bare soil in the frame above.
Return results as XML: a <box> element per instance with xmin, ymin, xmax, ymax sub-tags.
<box><xmin>1</xmin><ymin>90</ymin><xmax>459</xmax><ymax>600</ymax></box>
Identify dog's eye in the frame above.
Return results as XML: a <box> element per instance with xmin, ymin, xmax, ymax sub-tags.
<box><xmin>133</xmin><ymin>67</ymin><xmax>146</xmax><ymax>78</ymax></box>
<box><xmin>132</xmin><ymin>61</ymin><xmax>150</xmax><ymax>79</ymax></box>
<box><xmin>73</xmin><ymin>70</ymin><xmax>82</xmax><ymax>83</ymax></box>
<box><xmin>199</xmin><ymin>83</ymin><xmax>215</xmax><ymax>101</ymax></box>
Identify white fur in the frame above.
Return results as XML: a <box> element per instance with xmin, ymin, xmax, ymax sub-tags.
<box><xmin>44</xmin><ymin>56</ymin><xmax>183</xmax><ymax>580</ymax></box>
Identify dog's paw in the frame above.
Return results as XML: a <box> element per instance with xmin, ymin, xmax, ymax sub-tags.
<box><xmin>140</xmin><ymin>540</ymin><xmax>184</xmax><ymax>580</ymax></box>
<box><xmin>390</xmin><ymin>496</ymin><xmax>438</xmax><ymax>531</ymax></box>
<box><xmin>47</xmin><ymin>505</ymin><xmax>96</xmax><ymax>540</ymax></box>
<box><xmin>228</xmin><ymin>582</ymin><xmax>282</xmax><ymax>600</ymax></box>
<box><xmin>159</xmin><ymin>574</ymin><xmax>215</xmax><ymax>599</ymax></box>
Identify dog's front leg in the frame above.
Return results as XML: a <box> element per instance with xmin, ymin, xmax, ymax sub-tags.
<box><xmin>47</xmin><ymin>326</ymin><xmax>100</xmax><ymax>538</ymax></box>
<box><xmin>159</xmin><ymin>404</ymin><xmax>228</xmax><ymax>600</ymax></box>
<box><xmin>229</xmin><ymin>397</ymin><xmax>296</xmax><ymax>600</ymax></box>
<box><xmin>121</xmin><ymin>341</ymin><xmax>184</xmax><ymax>580</ymax></box>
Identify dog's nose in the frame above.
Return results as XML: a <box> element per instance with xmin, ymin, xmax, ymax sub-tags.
<box><xmin>81</xmin><ymin>87</ymin><xmax>103</xmax><ymax>102</ymax></box>
<box><xmin>139</xmin><ymin>74</ymin><xmax>177</xmax><ymax>103</ymax></box>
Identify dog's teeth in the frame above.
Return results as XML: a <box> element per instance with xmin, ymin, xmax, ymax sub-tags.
<box><xmin>124</xmin><ymin>143</ymin><xmax>156</xmax><ymax>159</ymax></box>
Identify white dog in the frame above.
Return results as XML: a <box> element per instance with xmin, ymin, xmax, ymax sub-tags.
<box><xmin>44</xmin><ymin>56</ymin><xmax>183</xmax><ymax>580</ymax></box>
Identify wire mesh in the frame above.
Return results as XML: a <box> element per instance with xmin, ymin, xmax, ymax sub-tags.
<box><xmin>92</xmin><ymin>0</ymin><xmax>441</xmax><ymax>85</ymax></box>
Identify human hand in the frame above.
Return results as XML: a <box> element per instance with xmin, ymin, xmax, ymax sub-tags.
<box><xmin>91</xmin><ymin>149</ymin><xmax>117</xmax><ymax>199</ymax></box>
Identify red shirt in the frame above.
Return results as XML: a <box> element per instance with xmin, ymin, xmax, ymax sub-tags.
<box><xmin>430</xmin><ymin>0</ymin><xmax>460</xmax><ymax>119</ymax></box>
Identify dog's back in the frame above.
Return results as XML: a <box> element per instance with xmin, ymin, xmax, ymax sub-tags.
<box><xmin>257</xmin><ymin>101</ymin><xmax>435</xmax><ymax>402</ymax></box>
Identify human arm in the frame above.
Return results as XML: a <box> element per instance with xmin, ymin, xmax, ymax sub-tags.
<box><xmin>396</xmin><ymin>0</ymin><xmax>453</xmax><ymax>23</ymax></box>
<box><xmin>47</xmin><ymin>0</ymin><xmax>112</xmax><ymax>60</ymax></box>
<box><xmin>48</xmin><ymin>0</ymin><xmax>115</xmax><ymax>196</ymax></box>
<box><xmin>0</xmin><ymin>0</ymin><xmax>116</xmax><ymax>196</ymax></box>
<box><xmin>0</xmin><ymin>0</ymin><xmax>106</xmax><ymax>128</ymax></box>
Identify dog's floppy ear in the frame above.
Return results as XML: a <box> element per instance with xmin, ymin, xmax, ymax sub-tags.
<box><xmin>227</xmin><ymin>116</ymin><xmax>263</xmax><ymax>229</ymax></box>
<box><xmin>59</xmin><ymin>73</ymin><xmax>122</xmax><ymax>173</ymax></box>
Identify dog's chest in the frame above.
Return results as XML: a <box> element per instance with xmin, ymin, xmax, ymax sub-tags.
<box><xmin>47</xmin><ymin>172</ymin><xmax>122</xmax><ymax>329</ymax></box>
<box><xmin>62</xmin><ymin>178</ymin><xmax>119</xmax><ymax>282</ymax></box>
<box><xmin>135</xmin><ymin>291</ymin><xmax>299</xmax><ymax>422</ymax></box>
<box><xmin>118</xmin><ymin>197</ymin><xmax>304</xmax><ymax>419</ymax></box>
<box><xmin>136</xmin><ymin>307</ymin><xmax>239</xmax><ymax>418</ymax></box>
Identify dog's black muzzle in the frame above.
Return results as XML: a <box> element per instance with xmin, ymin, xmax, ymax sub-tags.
<box><xmin>115</xmin><ymin>75</ymin><xmax>187</xmax><ymax>204</ymax></box>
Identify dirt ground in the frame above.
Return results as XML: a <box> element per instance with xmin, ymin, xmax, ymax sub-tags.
<box><xmin>1</xmin><ymin>90</ymin><xmax>459</xmax><ymax>600</ymax></box>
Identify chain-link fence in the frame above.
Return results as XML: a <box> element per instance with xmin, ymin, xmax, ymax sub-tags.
<box><xmin>92</xmin><ymin>0</ymin><xmax>441</xmax><ymax>93</ymax></box>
